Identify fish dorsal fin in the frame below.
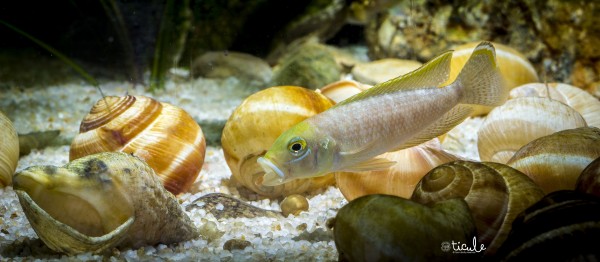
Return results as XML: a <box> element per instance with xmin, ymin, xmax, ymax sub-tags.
<box><xmin>341</xmin><ymin>157</ymin><xmax>396</xmax><ymax>172</ymax></box>
<box><xmin>337</xmin><ymin>51</ymin><xmax>453</xmax><ymax>106</ymax></box>
<box><xmin>392</xmin><ymin>104</ymin><xmax>473</xmax><ymax>151</ymax></box>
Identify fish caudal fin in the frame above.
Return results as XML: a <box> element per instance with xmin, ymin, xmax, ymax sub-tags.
<box><xmin>454</xmin><ymin>42</ymin><xmax>507</xmax><ymax>106</ymax></box>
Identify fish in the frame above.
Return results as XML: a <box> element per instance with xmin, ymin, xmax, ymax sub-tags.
<box><xmin>258</xmin><ymin>42</ymin><xmax>507</xmax><ymax>186</ymax></box>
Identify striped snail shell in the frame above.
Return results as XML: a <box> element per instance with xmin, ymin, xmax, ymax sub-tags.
<box><xmin>70</xmin><ymin>95</ymin><xmax>206</xmax><ymax>195</ymax></box>
<box><xmin>411</xmin><ymin>160</ymin><xmax>545</xmax><ymax>255</ymax></box>
<box><xmin>1</xmin><ymin>111</ymin><xmax>19</xmax><ymax>188</ymax></box>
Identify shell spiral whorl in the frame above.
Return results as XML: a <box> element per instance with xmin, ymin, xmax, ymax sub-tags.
<box><xmin>0</xmin><ymin>111</ymin><xmax>19</xmax><ymax>188</ymax></box>
<box><xmin>70</xmin><ymin>95</ymin><xmax>206</xmax><ymax>195</ymax></box>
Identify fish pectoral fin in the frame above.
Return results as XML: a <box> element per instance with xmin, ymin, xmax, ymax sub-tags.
<box><xmin>341</xmin><ymin>158</ymin><xmax>396</xmax><ymax>172</ymax></box>
<box><xmin>396</xmin><ymin>104</ymin><xmax>474</xmax><ymax>150</ymax></box>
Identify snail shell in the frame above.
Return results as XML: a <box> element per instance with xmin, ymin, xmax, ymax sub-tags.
<box><xmin>576</xmin><ymin>156</ymin><xmax>600</xmax><ymax>197</ymax></box>
<box><xmin>442</xmin><ymin>41</ymin><xmax>539</xmax><ymax>116</ymax></box>
<box><xmin>221</xmin><ymin>86</ymin><xmax>336</xmax><ymax>198</ymax></box>
<box><xmin>495</xmin><ymin>190</ymin><xmax>600</xmax><ymax>261</ymax></box>
<box><xmin>411</xmin><ymin>160</ymin><xmax>545</xmax><ymax>255</ymax></box>
<box><xmin>280</xmin><ymin>194</ymin><xmax>309</xmax><ymax>217</ymax></box>
<box><xmin>334</xmin><ymin>195</ymin><xmax>476</xmax><ymax>261</ymax></box>
<box><xmin>335</xmin><ymin>138</ymin><xmax>462</xmax><ymax>200</ymax></box>
<box><xmin>12</xmin><ymin>152</ymin><xmax>198</xmax><ymax>254</ymax></box>
<box><xmin>317</xmin><ymin>80</ymin><xmax>370</xmax><ymax>103</ymax></box>
<box><xmin>69</xmin><ymin>95</ymin><xmax>206</xmax><ymax>195</ymax></box>
<box><xmin>478</xmin><ymin>97</ymin><xmax>587</xmax><ymax>163</ymax></box>
<box><xmin>507</xmin><ymin>127</ymin><xmax>600</xmax><ymax>194</ymax></box>
<box><xmin>509</xmin><ymin>82</ymin><xmax>600</xmax><ymax>127</ymax></box>
<box><xmin>0</xmin><ymin>111</ymin><xmax>19</xmax><ymax>188</ymax></box>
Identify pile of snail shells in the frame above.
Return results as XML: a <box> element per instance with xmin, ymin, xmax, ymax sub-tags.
<box><xmin>12</xmin><ymin>152</ymin><xmax>198</xmax><ymax>255</ymax></box>
<box><xmin>576</xmin><ymin>156</ymin><xmax>600</xmax><ymax>197</ymax></box>
<box><xmin>477</xmin><ymin>96</ymin><xmax>587</xmax><ymax>163</ymax></box>
<box><xmin>506</xmin><ymin>127</ymin><xmax>600</xmax><ymax>194</ymax></box>
<box><xmin>494</xmin><ymin>190</ymin><xmax>600</xmax><ymax>261</ymax></box>
<box><xmin>0</xmin><ymin>111</ymin><xmax>19</xmax><ymax>188</ymax></box>
<box><xmin>70</xmin><ymin>95</ymin><xmax>207</xmax><ymax>195</ymax></box>
<box><xmin>411</xmin><ymin>160</ymin><xmax>545</xmax><ymax>255</ymax></box>
<box><xmin>335</xmin><ymin>137</ymin><xmax>463</xmax><ymax>201</ymax></box>
<box><xmin>221</xmin><ymin>86</ymin><xmax>336</xmax><ymax>198</ymax></box>
<box><xmin>509</xmin><ymin>82</ymin><xmax>600</xmax><ymax>127</ymax></box>
<box><xmin>333</xmin><ymin>194</ymin><xmax>477</xmax><ymax>262</ymax></box>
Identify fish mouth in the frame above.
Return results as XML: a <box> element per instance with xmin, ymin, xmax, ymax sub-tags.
<box><xmin>257</xmin><ymin>157</ymin><xmax>285</xmax><ymax>186</ymax></box>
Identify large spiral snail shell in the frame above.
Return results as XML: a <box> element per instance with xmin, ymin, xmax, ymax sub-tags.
<box><xmin>12</xmin><ymin>152</ymin><xmax>199</xmax><ymax>254</ymax></box>
<box><xmin>509</xmin><ymin>83</ymin><xmax>600</xmax><ymax>127</ymax></box>
<box><xmin>507</xmin><ymin>127</ymin><xmax>600</xmax><ymax>194</ymax></box>
<box><xmin>69</xmin><ymin>95</ymin><xmax>206</xmax><ymax>195</ymax></box>
<box><xmin>477</xmin><ymin>97</ymin><xmax>587</xmax><ymax>163</ymax></box>
<box><xmin>0</xmin><ymin>111</ymin><xmax>19</xmax><ymax>188</ymax></box>
<box><xmin>411</xmin><ymin>160</ymin><xmax>545</xmax><ymax>255</ymax></box>
<box><xmin>221</xmin><ymin>86</ymin><xmax>335</xmax><ymax>198</ymax></box>
<box><xmin>335</xmin><ymin>138</ymin><xmax>462</xmax><ymax>200</ymax></box>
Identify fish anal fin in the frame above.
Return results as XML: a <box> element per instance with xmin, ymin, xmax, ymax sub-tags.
<box><xmin>341</xmin><ymin>157</ymin><xmax>396</xmax><ymax>172</ymax></box>
<box><xmin>395</xmin><ymin>105</ymin><xmax>473</xmax><ymax>150</ymax></box>
<box><xmin>337</xmin><ymin>51</ymin><xmax>453</xmax><ymax>106</ymax></box>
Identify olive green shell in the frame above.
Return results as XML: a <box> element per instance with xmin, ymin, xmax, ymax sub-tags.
<box><xmin>576</xmin><ymin>156</ymin><xmax>600</xmax><ymax>197</ymax></box>
<box><xmin>333</xmin><ymin>194</ymin><xmax>477</xmax><ymax>262</ymax></box>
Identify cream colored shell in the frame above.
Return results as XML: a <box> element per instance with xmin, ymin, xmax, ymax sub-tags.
<box><xmin>509</xmin><ymin>82</ymin><xmax>600</xmax><ymax>127</ymax></box>
<box><xmin>12</xmin><ymin>152</ymin><xmax>198</xmax><ymax>254</ymax></box>
<box><xmin>0</xmin><ymin>111</ymin><xmax>19</xmax><ymax>188</ymax></box>
<box><xmin>70</xmin><ymin>95</ymin><xmax>206</xmax><ymax>195</ymax></box>
<box><xmin>335</xmin><ymin>138</ymin><xmax>462</xmax><ymax>200</ymax></box>
<box><xmin>478</xmin><ymin>97</ymin><xmax>587</xmax><ymax>163</ymax></box>
<box><xmin>317</xmin><ymin>80</ymin><xmax>370</xmax><ymax>103</ymax></box>
<box><xmin>221</xmin><ymin>86</ymin><xmax>336</xmax><ymax>198</ymax></box>
<box><xmin>506</xmin><ymin>127</ymin><xmax>600</xmax><ymax>194</ymax></box>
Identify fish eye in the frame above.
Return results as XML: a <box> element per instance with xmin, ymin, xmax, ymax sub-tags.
<box><xmin>287</xmin><ymin>137</ymin><xmax>307</xmax><ymax>156</ymax></box>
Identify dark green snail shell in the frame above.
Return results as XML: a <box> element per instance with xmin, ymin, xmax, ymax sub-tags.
<box><xmin>495</xmin><ymin>190</ymin><xmax>600</xmax><ymax>261</ymax></box>
<box><xmin>333</xmin><ymin>194</ymin><xmax>478</xmax><ymax>262</ymax></box>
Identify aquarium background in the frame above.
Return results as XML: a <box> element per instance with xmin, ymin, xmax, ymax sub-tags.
<box><xmin>1</xmin><ymin>0</ymin><xmax>599</xmax><ymax>261</ymax></box>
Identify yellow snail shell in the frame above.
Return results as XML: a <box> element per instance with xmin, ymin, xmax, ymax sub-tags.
<box><xmin>280</xmin><ymin>194</ymin><xmax>309</xmax><ymax>217</ymax></box>
<box><xmin>12</xmin><ymin>152</ymin><xmax>199</xmax><ymax>254</ymax></box>
<box><xmin>351</xmin><ymin>58</ymin><xmax>422</xmax><ymax>85</ymax></box>
<box><xmin>442</xmin><ymin>41</ymin><xmax>539</xmax><ymax>116</ymax></box>
<box><xmin>509</xmin><ymin>82</ymin><xmax>600</xmax><ymax>127</ymax></box>
<box><xmin>411</xmin><ymin>160</ymin><xmax>545</xmax><ymax>255</ymax></box>
<box><xmin>1</xmin><ymin>111</ymin><xmax>19</xmax><ymax>188</ymax></box>
<box><xmin>317</xmin><ymin>80</ymin><xmax>370</xmax><ymax>103</ymax></box>
<box><xmin>70</xmin><ymin>95</ymin><xmax>206</xmax><ymax>195</ymax></box>
<box><xmin>335</xmin><ymin>138</ymin><xmax>462</xmax><ymax>200</ymax></box>
<box><xmin>478</xmin><ymin>97</ymin><xmax>587</xmax><ymax>163</ymax></box>
<box><xmin>221</xmin><ymin>86</ymin><xmax>336</xmax><ymax>198</ymax></box>
<box><xmin>506</xmin><ymin>127</ymin><xmax>600</xmax><ymax>194</ymax></box>
<box><xmin>576</xmin><ymin>156</ymin><xmax>600</xmax><ymax>197</ymax></box>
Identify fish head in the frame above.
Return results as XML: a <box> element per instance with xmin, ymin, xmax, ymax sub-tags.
<box><xmin>258</xmin><ymin>122</ymin><xmax>334</xmax><ymax>186</ymax></box>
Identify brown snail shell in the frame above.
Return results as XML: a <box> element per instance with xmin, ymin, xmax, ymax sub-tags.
<box><xmin>280</xmin><ymin>194</ymin><xmax>309</xmax><ymax>217</ymax></box>
<box><xmin>335</xmin><ymin>138</ymin><xmax>462</xmax><ymax>200</ymax></box>
<box><xmin>509</xmin><ymin>82</ymin><xmax>600</xmax><ymax>127</ymax></box>
<box><xmin>334</xmin><ymin>194</ymin><xmax>476</xmax><ymax>261</ymax></box>
<box><xmin>478</xmin><ymin>97</ymin><xmax>587</xmax><ymax>163</ymax></box>
<box><xmin>507</xmin><ymin>127</ymin><xmax>600</xmax><ymax>194</ymax></box>
<box><xmin>69</xmin><ymin>95</ymin><xmax>206</xmax><ymax>195</ymax></box>
<box><xmin>411</xmin><ymin>160</ymin><xmax>545</xmax><ymax>255</ymax></box>
<box><xmin>494</xmin><ymin>190</ymin><xmax>600</xmax><ymax>261</ymax></box>
<box><xmin>12</xmin><ymin>152</ymin><xmax>199</xmax><ymax>254</ymax></box>
<box><xmin>1</xmin><ymin>112</ymin><xmax>19</xmax><ymax>188</ymax></box>
<box><xmin>221</xmin><ymin>86</ymin><xmax>336</xmax><ymax>198</ymax></box>
<box><xmin>576</xmin><ymin>156</ymin><xmax>600</xmax><ymax>197</ymax></box>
